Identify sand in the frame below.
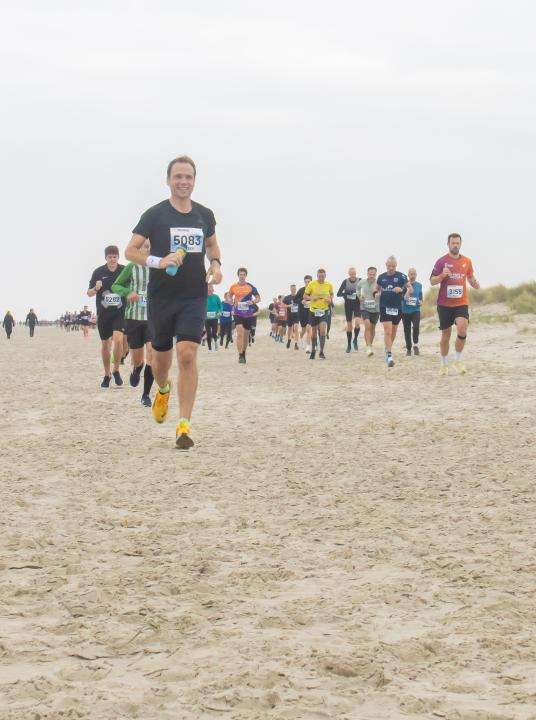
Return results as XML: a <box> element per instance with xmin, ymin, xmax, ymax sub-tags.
<box><xmin>1</xmin><ymin>311</ymin><xmax>536</xmax><ymax>720</ymax></box>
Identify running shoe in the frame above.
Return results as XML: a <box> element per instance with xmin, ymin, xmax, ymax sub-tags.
<box><xmin>294</xmin><ymin>343</ymin><xmax>299</xmax><ymax>350</ymax></box>
<box><xmin>439</xmin><ymin>365</ymin><xmax>449</xmax><ymax>376</ymax></box>
<box><xmin>406</xmin><ymin>348</ymin><xmax>412</xmax><ymax>356</ymax></box>
<box><xmin>238</xmin><ymin>353</ymin><xmax>246</xmax><ymax>364</ymax></box>
<box><xmin>141</xmin><ymin>394</ymin><xmax>152</xmax><ymax>407</ymax></box>
<box><xmin>345</xmin><ymin>346</ymin><xmax>351</xmax><ymax>354</ymax></box>
<box><xmin>214</xmin><ymin>343</ymin><xmax>218</xmax><ymax>351</ymax></box>
<box><xmin>101</xmin><ymin>375</ymin><xmax>111</xmax><ymax>388</ymax></box>
<box><xmin>113</xmin><ymin>371</ymin><xmax>123</xmax><ymax>386</ymax></box>
<box><xmin>454</xmin><ymin>360</ymin><xmax>466</xmax><ymax>375</ymax></box>
<box><xmin>176</xmin><ymin>420</ymin><xmax>194</xmax><ymax>450</ymax></box>
<box><xmin>387</xmin><ymin>355</ymin><xmax>395</xmax><ymax>368</ymax></box>
<box><xmin>309</xmin><ymin>351</ymin><xmax>316</xmax><ymax>360</ymax></box>
<box><xmin>319</xmin><ymin>351</ymin><xmax>326</xmax><ymax>359</ymax></box>
<box><xmin>413</xmin><ymin>346</ymin><xmax>420</xmax><ymax>356</ymax></box>
<box><xmin>286</xmin><ymin>339</ymin><xmax>291</xmax><ymax>349</ymax></box>
<box><xmin>353</xmin><ymin>338</ymin><xmax>358</xmax><ymax>351</ymax></box>
<box><xmin>366</xmin><ymin>347</ymin><xmax>374</xmax><ymax>357</ymax></box>
<box><xmin>152</xmin><ymin>383</ymin><xmax>171</xmax><ymax>423</ymax></box>
<box><xmin>130</xmin><ymin>363</ymin><xmax>144</xmax><ymax>387</ymax></box>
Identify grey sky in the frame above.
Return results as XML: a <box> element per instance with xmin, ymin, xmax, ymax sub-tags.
<box><xmin>1</xmin><ymin>0</ymin><xmax>535</xmax><ymax>319</ymax></box>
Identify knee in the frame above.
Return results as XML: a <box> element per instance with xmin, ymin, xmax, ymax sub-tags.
<box><xmin>457</xmin><ymin>334</ymin><xmax>467</xmax><ymax>341</ymax></box>
<box><xmin>178</xmin><ymin>348</ymin><xmax>197</xmax><ymax>368</ymax></box>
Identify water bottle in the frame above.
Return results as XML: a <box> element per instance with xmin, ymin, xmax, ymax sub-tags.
<box><xmin>166</xmin><ymin>249</ymin><xmax>186</xmax><ymax>276</ymax></box>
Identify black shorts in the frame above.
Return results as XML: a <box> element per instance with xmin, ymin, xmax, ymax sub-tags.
<box><xmin>277</xmin><ymin>319</ymin><xmax>287</xmax><ymax>327</ymax></box>
<box><xmin>361</xmin><ymin>310</ymin><xmax>379</xmax><ymax>325</ymax></box>
<box><xmin>234</xmin><ymin>315</ymin><xmax>254</xmax><ymax>331</ymax></box>
<box><xmin>287</xmin><ymin>314</ymin><xmax>299</xmax><ymax>327</ymax></box>
<box><xmin>97</xmin><ymin>312</ymin><xmax>125</xmax><ymax>341</ymax></box>
<box><xmin>344</xmin><ymin>300</ymin><xmax>361</xmax><ymax>322</ymax></box>
<box><xmin>310</xmin><ymin>311</ymin><xmax>328</xmax><ymax>327</ymax></box>
<box><xmin>379</xmin><ymin>307</ymin><xmax>402</xmax><ymax>325</ymax></box>
<box><xmin>299</xmin><ymin>310</ymin><xmax>311</xmax><ymax>328</ymax></box>
<box><xmin>125</xmin><ymin>319</ymin><xmax>150</xmax><ymax>349</ymax></box>
<box><xmin>269</xmin><ymin>314</ymin><xmax>276</xmax><ymax>324</ymax></box>
<box><xmin>148</xmin><ymin>296</ymin><xmax>205</xmax><ymax>351</ymax></box>
<box><xmin>437</xmin><ymin>304</ymin><xmax>469</xmax><ymax>330</ymax></box>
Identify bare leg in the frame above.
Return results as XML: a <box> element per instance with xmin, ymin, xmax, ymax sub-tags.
<box><xmin>176</xmin><ymin>341</ymin><xmax>199</xmax><ymax>420</ymax></box>
<box><xmin>152</xmin><ymin>348</ymin><xmax>173</xmax><ymax>388</ymax></box>
<box><xmin>101</xmin><ymin>339</ymin><xmax>111</xmax><ymax>375</ymax></box>
<box><xmin>112</xmin><ymin>331</ymin><xmax>123</xmax><ymax>372</ymax></box>
<box><xmin>440</xmin><ymin>327</ymin><xmax>452</xmax><ymax>357</ymax></box>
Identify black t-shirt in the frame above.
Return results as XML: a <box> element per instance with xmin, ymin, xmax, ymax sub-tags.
<box><xmin>295</xmin><ymin>286</ymin><xmax>309</xmax><ymax>312</ymax></box>
<box><xmin>89</xmin><ymin>264</ymin><xmax>125</xmax><ymax>317</ymax></box>
<box><xmin>268</xmin><ymin>303</ymin><xmax>275</xmax><ymax>317</ymax></box>
<box><xmin>283</xmin><ymin>294</ymin><xmax>299</xmax><ymax>315</ymax></box>
<box><xmin>133</xmin><ymin>199</ymin><xmax>216</xmax><ymax>301</ymax></box>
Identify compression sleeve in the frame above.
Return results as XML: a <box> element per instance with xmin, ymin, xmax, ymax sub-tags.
<box><xmin>111</xmin><ymin>263</ymin><xmax>134</xmax><ymax>297</ymax></box>
<box><xmin>336</xmin><ymin>280</ymin><xmax>346</xmax><ymax>298</ymax></box>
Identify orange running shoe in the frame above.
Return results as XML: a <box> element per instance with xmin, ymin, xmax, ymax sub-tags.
<box><xmin>152</xmin><ymin>382</ymin><xmax>171</xmax><ymax>423</ymax></box>
<box><xmin>175</xmin><ymin>418</ymin><xmax>194</xmax><ymax>450</ymax></box>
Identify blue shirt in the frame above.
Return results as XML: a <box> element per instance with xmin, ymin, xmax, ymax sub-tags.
<box><xmin>377</xmin><ymin>271</ymin><xmax>409</xmax><ymax>309</ymax></box>
<box><xmin>220</xmin><ymin>301</ymin><xmax>233</xmax><ymax>324</ymax></box>
<box><xmin>402</xmin><ymin>281</ymin><xmax>422</xmax><ymax>314</ymax></box>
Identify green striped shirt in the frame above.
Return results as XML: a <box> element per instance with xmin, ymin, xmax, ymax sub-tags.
<box><xmin>111</xmin><ymin>263</ymin><xmax>149</xmax><ymax>321</ymax></box>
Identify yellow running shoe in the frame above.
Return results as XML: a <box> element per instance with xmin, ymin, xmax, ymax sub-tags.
<box><xmin>367</xmin><ymin>346</ymin><xmax>374</xmax><ymax>357</ymax></box>
<box><xmin>152</xmin><ymin>382</ymin><xmax>171</xmax><ymax>423</ymax></box>
<box><xmin>454</xmin><ymin>360</ymin><xmax>466</xmax><ymax>375</ymax></box>
<box><xmin>176</xmin><ymin>418</ymin><xmax>194</xmax><ymax>450</ymax></box>
<box><xmin>439</xmin><ymin>365</ymin><xmax>449</xmax><ymax>376</ymax></box>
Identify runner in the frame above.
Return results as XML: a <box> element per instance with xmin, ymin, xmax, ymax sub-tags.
<box><xmin>283</xmin><ymin>284</ymin><xmax>300</xmax><ymax>349</ymax></box>
<box><xmin>295</xmin><ymin>275</ymin><xmax>313</xmax><ymax>352</ymax></box>
<box><xmin>337</xmin><ymin>268</ymin><xmax>361</xmax><ymax>353</ymax></box>
<box><xmin>3</xmin><ymin>311</ymin><xmax>15</xmax><ymax>340</ymax></box>
<box><xmin>79</xmin><ymin>305</ymin><xmax>92</xmax><ymax>338</ymax></box>
<box><xmin>303</xmin><ymin>269</ymin><xmax>334</xmax><ymax>360</ymax></box>
<box><xmin>87</xmin><ymin>245</ymin><xmax>126</xmax><ymax>387</ymax></box>
<box><xmin>275</xmin><ymin>295</ymin><xmax>287</xmax><ymax>342</ymax></box>
<box><xmin>219</xmin><ymin>292</ymin><xmax>233</xmax><ymax>348</ymax></box>
<box><xmin>25</xmin><ymin>309</ymin><xmax>38</xmax><ymax>337</ymax></box>
<box><xmin>228</xmin><ymin>268</ymin><xmax>260</xmax><ymax>363</ymax></box>
<box><xmin>357</xmin><ymin>267</ymin><xmax>380</xmax><ymax>356</ymax></box>
<box><xmin>376</xmin><ymin>256</ymin><xmax>412</xmax><ymax>367</ymax></box>
<box><xmin>401</xmin><ymin>268</ymin><xmax>423</xmax><ymax>356</ymax></box>
<box><xmin>111</xmin><ymin>242</ymin><xmax>154</xmax><ymax>406</ymax></box>
<box><xmin>205</xmin><ymin>284</ymin><xmax>222</xmax><ymax>351</ymax></box>
<box><xmin>431</xmin><ymin>233</ymin><xmax>480</xmax><ymax>375</ymax></box>
<box><xmin>268</xmin><ymin>298</ymin><xmax>277</xmax><ymax>338</ymax></box>
<box><xmin>125</xmin><ymin>155</ymin><xmax>222</xmax><ymax>449</ymax></box>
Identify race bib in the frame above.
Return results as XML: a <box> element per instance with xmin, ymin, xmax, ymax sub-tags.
<box><xmin>101</xmin><ymin>292</ymin><xmax>122</xmax><ymax>308</ymax></box>
<box><xmin>406</xmin><ymin>296</ymin><xmax>417</xmax><ymax>306</ymax></box>
<box><xmin>237</xmin><ymin>302</ymin><xmax>249</xmax><ymax>312</ymax></box>
<box><xmin>364</xmin><ymin>299</ymin><xmax>376</xmax><ymax>310</ymax></box>
<box><xmin>386</xmin><ymin>307</ymin><xmax>399</xmax><ymax>316</ymax></box>
<box><xmin>447</xmin><ymin>285</ymin><xmax>463</xmax><ymax>299</ymax></box>
<box><xmin>347</xmin><ymin>292</ymin><xmax>357</xmax><ymax>300</ymax></box>
<box><xmin>138</xmin><ymin>292</ymin><xmax>147</xmax><ymax>307</ymax></box>
<box><xmin>222</xmin><ymin>311</ymin><xmax>231</xmax><ymax>318</ymax></box>
<box><xmin>303</xmin><ymin>301</ymin><xmax>310</xmax><ymax>309</ymax></box>
<box><xmin>314</xmin><ymin>309</ymin><xmax>326</xmax><ymax>317</ymax></box>
<box><xmin>206</xmin><ymin>311</ymin><xmax>216</xmax><ymax>319</ymax></box>
<box><xmin>169</xmin><ymin>227</ymin><xmax>204</xmax><ymax>254</ymax></box>
<box><xmin>278</xmin><ymin>310</ymin><xmax>286</xmax><ymax>317</ymax></box>
<box><xmin>291</xmin><ymin>304</ymin><xmax>299</xmax><ymax>313</ymax></box>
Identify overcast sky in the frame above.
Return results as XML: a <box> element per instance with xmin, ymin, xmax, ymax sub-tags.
<box><xmin>1</xmin><ymin>0</ymin><xmax>534</xmax><ymax>319</ymax></box>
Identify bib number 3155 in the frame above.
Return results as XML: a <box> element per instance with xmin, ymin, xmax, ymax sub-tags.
<box><xmin>170</xmin><ymin>227</ymin><xmax>204</xmax><ymax>254</ymax></box>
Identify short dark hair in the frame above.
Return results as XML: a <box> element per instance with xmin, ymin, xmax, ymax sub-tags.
<box><xmin>237</xmin><ymin>267</ymin><xmax>248</xmax><ymax>275</ymax></box>
<box><xmin>105</xmin><ymin>245</ymin><xmax>119</xmax><ymax>257</ymax></box>
<box><xmin>167</xmin><ymin>155</ymin><xmax>196</xmax><ymax>178</ymax></box>
<box><xmin>447</xmin><ymin>233</ymin><xmax>462</xmax><ymax>243</ymax></box>
<box><xmin>317</xmin><ymin>268</ymin><xmax>326</xmax><ymax>274</ymax></box>
<box><xmin>367</xmin><ymin>266</ymin><xmax>377</xmax><ymax>272</ymax></box>
<box><xmin>304</xmin><ymin>274</ymin><xmax>312</xmax><ymax>281</ymax></box>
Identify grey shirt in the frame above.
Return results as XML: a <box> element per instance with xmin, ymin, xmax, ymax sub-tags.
<box><xmin>356</xmin><ymin>278</ymin><xmax>379</xmax><ymax>312</ymax></box>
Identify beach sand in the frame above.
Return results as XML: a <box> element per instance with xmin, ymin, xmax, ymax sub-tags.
<box><xmin>1</xmin><ymin>311</ymin><xmax>536</xmax><ymax>719</ymax></box>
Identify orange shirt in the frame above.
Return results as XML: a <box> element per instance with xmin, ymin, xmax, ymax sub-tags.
<box><xmin>432</xmin><ymin>254</ymin><xmax>474</xmax><ymax>307</ymax></box>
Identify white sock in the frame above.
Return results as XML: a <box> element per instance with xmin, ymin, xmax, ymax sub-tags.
<box><xmin>441</xmin><ymin>355</ymin><xmax>448</xmax><ymax>365</ymax></box>
<box><xmin>455</xmin><ymin>351</ymin><xmax>462</xmax><ymax>361</ymax></box>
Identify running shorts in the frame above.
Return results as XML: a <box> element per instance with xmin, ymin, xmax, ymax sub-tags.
<box><xmin>287</xmin><ymin>313</ymin><xmax>299</xmax><ymax>327</ymax></box>
<box><xmin>234</xmin><ymin>316</ymin><xmax>254</xmax><ymax>331</ymax></box>
<box><xmin>125</xmin><ymin>319</ymin><xmax>150</xmax><ymax>349</ymax></box>
<box><xmin>344</xmin><ymin>299</ymin><xmax>361</xmax><ymax>322</ymax></box>
<box><xmin>148</xmin><ymin>296</ymin><xmax>205</xmax><ymax>351</ymax></box>
<box><xmin>437</xmin><ymin>304</ymin><xmax>469</xmax><ymax>330</ymax></box>
<box><xmin>379</xmin><ymin>307</ymin><xmax>402</xmax><ymax>325</ymax></box>
<box><xmin>361</xmin><ymin>310</ymin><xmax>379</xmax><ymax>325</ymax></box>
<box><xmin>309</xmin><ymin>310</ymin><xmax>328</xmax><ymax>327</ymax></box>
<box><xmin>97</xmin><ymin>312</ymin><xmax>125</xmax><ymax>341</ymax></box>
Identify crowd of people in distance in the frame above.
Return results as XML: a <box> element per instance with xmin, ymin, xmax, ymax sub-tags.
<box><xmin>59</xmin><ymin>307</ymin><xmax>95</xmax><ymax>336</ymax></box>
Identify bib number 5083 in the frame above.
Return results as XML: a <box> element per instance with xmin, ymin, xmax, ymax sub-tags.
<box><xmin>169</xmin><ymin>227</ymin><xmax>204</xmax><ymax>254</ymax></box>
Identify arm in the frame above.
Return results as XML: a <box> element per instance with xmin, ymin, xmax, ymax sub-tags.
<box><xmin>336</xmin><ymin>280</ymin><xmax>346</xmax><ymax>298</ymax></box>
<box><xmin>468</xmin><ymin>270</ymin><xmax>480</xmax><ymax>290</ymax></box>
<box><xmin>125</xmin><ymin>233</ymin><xmax>182</xmax><ymax>271</ymax></box>
<box><xmin>205</xmin><ymin>233</ymin><xmax>222</xmax><ymax>285</ymax></box>
<box><xmin>111</xmin><ymin>263</ymin><xmax>134</xmax><ymax>297</ymax></box>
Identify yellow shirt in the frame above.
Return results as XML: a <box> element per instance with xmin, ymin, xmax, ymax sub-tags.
<box><xmin>305</xmin><ymin>280</ymin><xmax>333</xmax><ymax>313</ymax></box>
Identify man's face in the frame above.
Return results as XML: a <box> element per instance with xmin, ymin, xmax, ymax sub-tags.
<box><xmin>386</xmin><ymin>259</ymin><xmax>396</xmax><ymax>274</ymax></box>
<box><xmin>106</xmin><ymin>253</ymin><xmax>119</xmax><ymax>270</ymax></box>
<box><xmin>290</xmin><ymin>285</ymin><xmax>296</xmax><ymax>294</ymax></box>
<box><xmin>408</xmin><ymin>268</ymin><xmax>417</xmax><ymax>283</ymax></box>
<box><xmin>167</xmin><ymin>162</ymin><xmax>195</xmax><ymax>199</ymax></box>
<box><xmin>348</xmin><ymin>267</ymin><xmax>357</xmax><ymax>280</ymax></box>
<box><xmin>317</xmin><ymin>271</ymin><xmax>326</xmax><ymax>283</ymax></box>
<box><xmin>304</xmin><ymin>276</ymin><xmax>312</xmax><ymax>286</ymax></box>
<box><xmin>238</xmin><ymin>271</ymin><xmax>247</xmax><ymax>284</ymax></box>
<box><xmin>448</xmin><ymin>238</ymin><xmax>462</xmax><ymax>255</ymax></box>
<box><xmin>367</xmin><ymin>268</ymin><xmax>377</xmax><ymax>282</ymax></box>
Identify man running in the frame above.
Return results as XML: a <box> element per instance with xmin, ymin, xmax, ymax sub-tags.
<box><xmin>377</xmin><ymin>256</ymin><xmax>412</xmax><ymax>367</ymax></box>
<box><xmin>431</xmin><ymin>233</ymin><xmax>480</xmax><ymax>375</ymax></box>
<box><xmin>219</xmin><ymin>292</ymin><xmax>233</xmax><ymax>348</ymax></box>
<box><xmin>401</xmin><ymin>268</ymin><xmax>423</xmax><ymax>356</ymax></box>
<box><xmin>295</xmin><ymin>274</ymin><xmax>313</xmax><ymax>352</ymax></box>
<box><xmin>228</xmin><ymin>268</ymin><xmax>260</xmax><ymax>364</ymax></box>
<box><xmin>274</xmin><ymin>295</ymin><xmax>287</xmax><ymax>343</ymax></box>
<box><xmin>111</xmin><ymin>241</ymin><xmax>154</xmax><ymax>406</ymax></box>
<box><xmin>88</xmin><ymin>245</ymin><xmax>126</xmax><ymax>387</ymax></box>
<box><xmin>337</xmin><ymin>268</ymin><xmax>361</xmax><ymax>353</ymax></box>
<box><xmin>283</xmin><ymin>284</ymin><xmax>300</xmax><ymax>349</ymax></box>
<box><xmin>125</xmin><ymin>155</ymin><xmax>222</xmax><ymax>449</ymax></box>
<box><xmin>357</xmin><ymin>267</ymin><xmax>380</xmax><ymax>356</ymax></box>
<box><xmin>268</xmin><ymin>298</ymin><xmax>277</xmax><ymax>338</ymax></box>
<box><xmin>205</xmin><ymin>284</ymin><xmax>222</xmax><ymax>352</ymax></box>
<box><xmin>79</xmin><ymin>305</ymin><xmax>92</xmax><ymax>338</ymax></box>
<box><xmin>25</xmin><ymin>309</ymin><xmax>38</xmax><ymax>337</ymax></box>
<box><xmin>304</xmin><ymin>269</ymin><xmax>334</xmax><ymax>360</ymax></box>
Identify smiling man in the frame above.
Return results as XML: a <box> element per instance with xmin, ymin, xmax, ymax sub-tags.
<box><xmin>125</xmin><ymin>155</ymin><xmax>222</xmax><ymax>449</ymax></box>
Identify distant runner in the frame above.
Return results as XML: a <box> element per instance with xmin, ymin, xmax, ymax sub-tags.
<box><xmin>401</xmin><ymin>268</ymin><xmax>423</xmax><ymax>356</ymax></box>
<box><xmin>304</xmin><ymin>269</ymin><xmax>334</xmax><ymax>360</ymax></box>
<box><xmin>205</xmin><ymin>284</ymin><xmax>222</xmax><ymax>352</ymax></box>
<box><xmin>357</xmin><ymin>267</ymin><xmax>380</xmax><ymax>357</ymax></box>
<box><xmin>377</xmin><ymin>256</ymin><xmax>412</xmax><ymax>367</ymax></box>
<box><xmin>228</xmin><ymin>268</ymin><xmax>260</xmax><ymax>364</ymax></box>
<box><xmin>337</xmin><ymin>267</ymin><xmax>361</xmax><ymax>353</ymax></box>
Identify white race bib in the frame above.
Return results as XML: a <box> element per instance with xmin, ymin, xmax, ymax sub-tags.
<box><xmin>303</xmin><ymin>301</ymin><xmax>310</xmax><ymax>309</ymax></box>
<box><xmin>278</xmin><ymin>310</ymin><xmax>286</xmax><ymax>317</ymax></box>
<box><xmin>447</xmin><ymin>285</ymin><xmax>463</xmax><ymax>299</ymax></box>
<box><xmin>206</xmin><ymin>311</ymin><xmax>216</xmax><ymax>319</ymax></box>
<box><xmin>138</xmin><ymin>292</ymin><xmax>147</xmax><ymax>307</ymax></box>
<box><xmin>101</xmin><ymin>292</ymin><xmax>122</xmax><ymax>308</ymax></box>
<box><xmin>406</xmin><ymin>296</ymin><xmax>417</xmax><ymax>306</ymax></box>
<box><xmin>347</xmin><ymin>292</ymin><xmax>357</xmax><ymax>300</ymax></box>
<box><xmin>314</xmin><ymin>309</ymin><xmax>326</xmax><ymax>317</ymax></box>
<box><xmin>386</xmin><ymin>307</ymin><xmax>399</xmax><ymax>316</ymax></box>
<box><xmin>169</xmin><ymin>227</ymin><xmax>204</xmax><ymax>254</ymax></box>
<box><xmin>222</xmin><ymin>311</ymin><xmax>231</xmax><ymax>318</ymax></box>
<box><xmin>364</xmin><ymin>299</ymin><xmax>376</xmax><ymax>310</ymax></box>
<box><xmin>237</xmin><ymin>302</ymin><xmax>249</xmax><ymax>312</ymax></box>
<box><xmin>291</xmin><ymin>304</ymin><xmax>299</xmax><ymax>313</ymax></box>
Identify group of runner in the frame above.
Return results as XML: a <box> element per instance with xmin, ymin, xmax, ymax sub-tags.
<box><xmin>60</xmin><ymin>308</ymin><xmax>95</xmax><ymax>334</ymax></box>
<box><xmin>85</xmin><ymin>155</ymin><xmax>479</xmax><ymax>450</ymax></box>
